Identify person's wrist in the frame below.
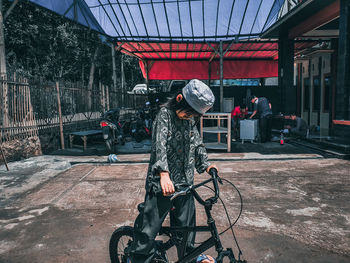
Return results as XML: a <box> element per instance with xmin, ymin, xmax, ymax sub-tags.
<box><xmin>159</xmin><ymin>171</ymin><xmax>169</xmax><ymax>177</ymax></box>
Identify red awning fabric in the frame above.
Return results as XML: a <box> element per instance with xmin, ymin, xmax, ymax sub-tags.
<box><xmin>119</xmin><ymin>41</ymin><xmax>315</xmax><ymax>61</ymax></box>
<box><xmin>120</xmin><ymin>42</ymin><xmax>281</xmax><ymax>60</ymax></box>
<box><xmin>139</xmin><ymin>60</ymin><xmax>278</xmax><ymax>80</ymax></box>
<box><xmin>122</xmin><ymin>40</ymin><xmax>315</xmax><ymax>80</ymax></box>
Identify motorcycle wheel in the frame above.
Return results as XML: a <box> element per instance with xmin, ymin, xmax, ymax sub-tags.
<box><xmin>134</xmin><ymin>131</ymin><xmax>146</xmax><ymax>143</ymax></box>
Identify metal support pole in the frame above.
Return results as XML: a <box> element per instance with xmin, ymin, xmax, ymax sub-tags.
<box><xmin>0</xmin><ymin>0</ymin><xmax>6</xmax><ymax>76</ymax></box>
<box><xmin>278</xmin><ymin>31</ymin><xmax>295</xmax><ymax>114</ymax></box>
<box><xmin>335</xmin><ymin>0</ymin><xmax>350</xmax><ymax>121</ymax></box>
<box><xmin>0</xmin><ymin>0</ymin><xmax>8</xmax><ymax>126</ymax></box>
<box><xmin>219</xmin><ymin>41</ymin><xmax>224</xmax><ymax>113</ymax></box>
<box><xmin>145</xmin><ymin>60</ymin><xmax>150</xmax><ymax>103</ymax></box>
<box><xmin>121</xmin><ymin>54</ymin><xmax>125</xmax><ymax>108</ymax></box>
<box><xmin>208</xmin><ymin>61</ymin><xmax>212</xmax><ymax>87</ymax></box>
<box><xmin>111</xmin><ymin>43</ymin><xmax>117</xmax><ymax>108</ymax></box>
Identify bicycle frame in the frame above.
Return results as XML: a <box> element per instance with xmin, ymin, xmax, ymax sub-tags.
<box><xmin>159</xmin><ymin>211</ymin><xmax>237</xmax><ymax>263</ymax></box>
<box><xmin>158</xmin><ymin>172</ymin><xmax>240</xmax><ymax>263</ymax></box>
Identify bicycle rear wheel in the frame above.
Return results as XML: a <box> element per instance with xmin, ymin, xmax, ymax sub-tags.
<box><xmin>109</xmin><ymin>226</ymin><xmax>134</xmax><ymax>263</ymax></box>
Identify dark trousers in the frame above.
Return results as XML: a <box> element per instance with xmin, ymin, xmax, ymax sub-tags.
<box><xmin>231</xmin><ymin>118</ymin><xmax>241</xmax><ymax>139</ymax></box>
<box><xmin>290</xmin><ymin>128</ymin><xmax>307</xmax><ymax>138</ymax></box>
<box><xmin>259</xmin><ymin>115</ymin><xmax>272</xmax><ymax>142</ymax></box>
<box><xmin>130</xmin><ymin>191</ymin><xmax>196</xmax><ymax>263</ymax></box>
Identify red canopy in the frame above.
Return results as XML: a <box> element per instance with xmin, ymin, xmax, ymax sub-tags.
<box><xmin>139</xmin><ymin>60</ymin><xmax>278</xmax><ymax>80</ymax></box>
<box><xmin>118</xmin><ymin>41</ymin><xmax>314</xmax><ymax>80</ymax></box>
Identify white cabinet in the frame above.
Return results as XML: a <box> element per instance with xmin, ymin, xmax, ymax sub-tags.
<box><xmin>240</xmin><ymin>119</ymin><xmax>259</xmax><ymax>143</ymax></box>
<box><xmin>200</xmin><ymin>113</ymin><xmax>231</xmax><ymax>152</ymax></box>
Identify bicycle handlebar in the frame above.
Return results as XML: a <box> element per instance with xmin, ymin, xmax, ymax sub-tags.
<box><xmin>170</xmin><ymin>168</ymin><xmax>221</xmax><ymax>207</ymax></box>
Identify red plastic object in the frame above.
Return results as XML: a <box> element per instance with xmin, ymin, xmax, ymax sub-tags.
<box><xmin>100</xmin><ymin>121</ymin><xmax>108</xmax><ymax>127</ymax></box>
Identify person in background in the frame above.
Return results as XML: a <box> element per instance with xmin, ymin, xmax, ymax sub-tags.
<box><xmin>250</xmin><ymin>96</ymin><xmax>272</xmax><ymax>143</ymax></box>
<box><xmin>230</xmin><ymin>103</ymin><xmax>248</xmax><ymax>140</ymax></box>
<box><xmin>285</xmin><ymin>114</ymin><xmax>308</xmax><ymax>138</ymax></box>
<box><xmin>141</xmin><ymin>101</ymin><xmax>152</xmax><ymax>130</ymax></box>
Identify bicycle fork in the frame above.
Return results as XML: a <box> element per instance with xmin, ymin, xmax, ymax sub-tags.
<box><xmin>217</xmin><ymin>248</ymin><xmax>238</xmax><ymax>263</ymax></box>
<box><xmin>205</xmin><ymin>205</ymin><xmax>241</xmax><ymax>263</ymax></box>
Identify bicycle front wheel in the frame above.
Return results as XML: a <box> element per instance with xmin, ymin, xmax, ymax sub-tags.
<box><xmin>109</xmin><ymin>226</ymin><xmax>134</xmax><ymax>263</ymax></box>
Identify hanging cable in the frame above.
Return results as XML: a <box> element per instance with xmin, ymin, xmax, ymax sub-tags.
<box><xmin>202</xmin><ymin>177</ymin><xmax>244</xmax><ymax>259</ymax></box>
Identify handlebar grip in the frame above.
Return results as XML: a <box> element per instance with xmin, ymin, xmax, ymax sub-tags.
<box><xmin>207</xmin><ymin>167</ymin><xmax>220</xmax><ymax>205</ymax></box>
<box><xmin>209</xmin><ymin>167</ymin><xmax>218</xmax><ymax>176</ymax></box>
<box><xmin>169</xmin><ymin>190</ymin><xmax>188</xmax><ymax>201</ymax></box>
<box><xmin>209</xmin><ymin>167</ymin><xmax>222</xmax><ymax>184</ymax></box>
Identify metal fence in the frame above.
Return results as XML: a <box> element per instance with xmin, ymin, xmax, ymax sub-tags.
<box><xmin>0</xmin><ymin>74</ymin><xmax>151</xmax><ymax>145</ymax></box>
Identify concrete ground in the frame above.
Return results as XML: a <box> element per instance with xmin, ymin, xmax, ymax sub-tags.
<box><xmin>0</xmin><ymin>142</ymin><xmax>350</xmax><ymax>263</ymax></box>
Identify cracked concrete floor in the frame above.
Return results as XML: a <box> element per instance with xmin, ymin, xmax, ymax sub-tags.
<box><xmin>0</xmin><ymin>156</ymin><xmax>350</xmax><ymax>263</ymax></box>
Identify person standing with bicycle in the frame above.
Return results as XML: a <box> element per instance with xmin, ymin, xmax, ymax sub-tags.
<box><xmin>128</xmin><ymin>79</ymin><xmax>217</xmax><ymax>263</ymax></box>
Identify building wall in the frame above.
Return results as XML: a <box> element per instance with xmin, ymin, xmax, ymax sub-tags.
<box><xmin>297</xmin><ymin>51</ymin><xmax>332</xmax><ymax>136</ymax></box>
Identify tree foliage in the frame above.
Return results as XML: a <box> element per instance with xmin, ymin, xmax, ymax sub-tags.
<box><xmin>3</xmin><ymin>1</ymin><xmax>143</xmax><ymax>88</ymax></box>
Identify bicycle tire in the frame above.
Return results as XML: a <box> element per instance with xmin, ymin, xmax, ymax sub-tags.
<box><xmin>109</xmin><ymin>226</ymin><xmax>134</xmax><ymax>263</ymax></box>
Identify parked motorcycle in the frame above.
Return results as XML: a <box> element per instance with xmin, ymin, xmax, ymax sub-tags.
<box><xmin>100</xmin><ymin>108</ymin><xmax>125</xmax><ymax>153</ymax></box>
<box><xmin>130</xmin><ymin>104</ymin><xmax>152</xmax><ymax>143</ymax></box>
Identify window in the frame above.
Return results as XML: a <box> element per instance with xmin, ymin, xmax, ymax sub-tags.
<box><xmin>304</xmin><ymin>78</ymin><xmax>310</xmax><ymax>110</ymax></box>
<box><xmin>323</xmin><ymin>76</ymin><xmax>331</xmax><ymax>112</ymax></box>
<box><xmin>313</xmin><ymin>76</ymin><xmax>320</xmax><ymax>111</ymax></box>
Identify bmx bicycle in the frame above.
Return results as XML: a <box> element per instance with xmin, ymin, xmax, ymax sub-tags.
<box><xmin>109</xmin><ymin>169</ymin><xmax>246</xmax><ymax>263</ymax></box>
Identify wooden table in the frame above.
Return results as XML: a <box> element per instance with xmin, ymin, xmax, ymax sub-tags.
<box><xmin>69</xmin><ymin>129</ymin><xmax>103</xmax><ymax>150</ymax></box>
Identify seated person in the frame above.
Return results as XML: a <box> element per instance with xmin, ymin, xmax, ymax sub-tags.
<box><xmin>230</xmin><ymin>104</ymin><xmax>248</xmax><ymax>139</ymax></box>
<box><xmin>285</xmin><ymin>114</ymin><xmax>308</xmax><ymax>138</ymax></box>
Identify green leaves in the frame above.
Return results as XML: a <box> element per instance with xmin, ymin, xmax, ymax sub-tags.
<box><xmin>2</xmin><ymin>1</ymin><xmax>144</xmax><ymax>90</ymax></box>
<box><xmin>4</xmin><ymin>2</ymin><xmax>97</xmax><ymax>81</ymax></box>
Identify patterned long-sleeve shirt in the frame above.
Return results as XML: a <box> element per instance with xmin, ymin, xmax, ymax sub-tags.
<box><xmin>146</xmin><ymin>107</ymin><xmax>210</xmax><ymax>194</ymax></box>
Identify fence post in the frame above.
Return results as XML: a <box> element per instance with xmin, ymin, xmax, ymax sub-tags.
<box><xmin>56</xmin><ymin>81</ymin><xmax>65</xmax><ymax>149</ymax></box>
<box><xmin>0</xmin><ymin>143</ymin><xmax>9</xmax><ymax>171</ymax></box>
<box><xmin>1</xmin><ymin>76</ymin><xmax>8</xmax><ymax>127</ymax></box>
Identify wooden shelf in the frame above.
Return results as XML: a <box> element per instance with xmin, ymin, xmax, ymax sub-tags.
<box><xmin>202</xmin><ymin>127</ymin><xmax>228</xmax><ymax>133</ymax></box>
<box><xmin>204</xmin><ymin>142</ymin><xmax>228</xmax><ymax>150</ymax></box>
<box><xmin>200</xmin><ymin>112</ymin><xmax>231</xmax><ymax>152</ymax></box>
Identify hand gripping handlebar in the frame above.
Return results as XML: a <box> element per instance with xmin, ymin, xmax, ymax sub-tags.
<box><xmin>170</xmin><ymin>168</ymin><xmax>222</xmax><ymax>207</ymax></box>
